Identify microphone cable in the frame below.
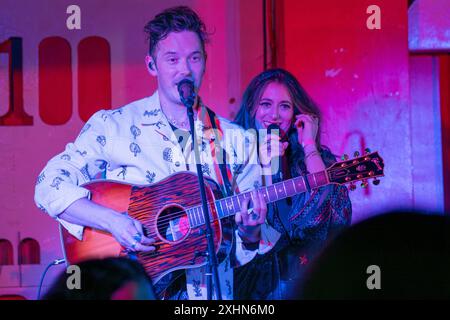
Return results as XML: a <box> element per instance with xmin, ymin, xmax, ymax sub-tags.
<box><xmin>37</xmin><ymin>258</ymin><xmax>66</xmax><ymax>300</ymax></box>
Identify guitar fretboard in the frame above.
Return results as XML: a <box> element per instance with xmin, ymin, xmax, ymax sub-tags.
<box><xmin>185</xmin><ymin>171</ymin><xmax>329</xmax><ymax>228</ymax></box>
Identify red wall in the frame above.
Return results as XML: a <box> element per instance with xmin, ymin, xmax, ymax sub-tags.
<box><xmin>278</xmin><ymin>0</ymin><xmax>411</xmax><ymax>222</ymax></box>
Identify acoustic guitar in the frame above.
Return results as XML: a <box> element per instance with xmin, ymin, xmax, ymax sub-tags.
<box><xmin>61</xmin><ymin>151</ymin><xmax>384</xmax><ymax>286</ymax></box>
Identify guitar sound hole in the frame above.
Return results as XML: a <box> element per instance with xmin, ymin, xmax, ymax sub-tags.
<box><xmin>157</xmin><ymin>205</ymin><xmax>190</xmax><ymax>242</ymax></box>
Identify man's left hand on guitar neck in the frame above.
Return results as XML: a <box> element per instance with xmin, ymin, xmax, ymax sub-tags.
<box><xmin>235</xmin><ymin>190</ymin><xmax>267</xmax><ymax>244</ymax></box>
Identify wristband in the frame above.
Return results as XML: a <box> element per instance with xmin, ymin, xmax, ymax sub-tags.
<box><xmin>302</xmin><ymin>139</ymin><xmax>316</xmax><ymax>148</ymax></box>
<box><xmin>238</xmin><ymin>225</ymin><xmax>261</xmax><ymax>244</ymax></box>
<box><xmin>305</xmin><ymin>150</ymin><xmax>321</xmax><ymax>159</ymax></box>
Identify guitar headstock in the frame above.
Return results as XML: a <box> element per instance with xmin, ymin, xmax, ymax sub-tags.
<box><xmin>326</xmin><ymin>149</ymin><xmax>384</xmax><ymax>190</ymax></box>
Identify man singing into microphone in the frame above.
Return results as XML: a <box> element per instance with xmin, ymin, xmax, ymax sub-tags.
<box><xmin>34</xmin><ymin>6</ymin><xmax>276</xmax><ymax>300</ymax></box>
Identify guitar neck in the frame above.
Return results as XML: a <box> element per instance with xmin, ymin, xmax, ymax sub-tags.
<box><xmin>186</xmin><ymin>171</ymin><xmax>329</xmax><ymax>227</ymax></box>
<box><xmin>185</xmin><ymin>150</ymin><xmax>384</xmax><ymax>228</ymax></box>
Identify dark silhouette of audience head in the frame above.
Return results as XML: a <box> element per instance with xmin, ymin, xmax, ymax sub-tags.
<box><xmin>294</xmin><ymin>210</ymin><xmax>450</xmax><ymax>299</ymax></box>
<box><xmin>43</xmin><ymin>257</ymin><xmax>156</xmax><ymax>300</ymax></box>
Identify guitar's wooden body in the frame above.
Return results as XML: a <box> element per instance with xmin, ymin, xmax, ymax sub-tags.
<box><xmin>61</xmin><ymin>172</ymin><xmax>233</xmax><ymax>284</ymax></box>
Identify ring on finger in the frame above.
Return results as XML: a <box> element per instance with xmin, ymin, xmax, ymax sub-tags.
<box><xmin>133</xmin><ymin>232</ymin><xmax>142</xmax><ymax>242</ymax></box>
<box><xmin>131</xmin><ymin>240</ymin><xmax>138</xmax><ymax>250</ymax></box>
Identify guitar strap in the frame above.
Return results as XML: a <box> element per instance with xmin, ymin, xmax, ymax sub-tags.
<box><xmin>203</xmin><ymin>106</ymin><xmax>235</xmax><ymax>197</ymax></box>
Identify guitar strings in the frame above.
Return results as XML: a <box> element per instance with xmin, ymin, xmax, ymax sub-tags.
<box><xmin>134</xmin><ymin>178</ymin><xmax>302</xmax><ymax>227</ymax></box>
<box><xmin>132</xmin><ymin>169</ymin><xmax>376</xmax><ymax>228</ymax></box>
<box><xmin>132</xmin><ymin>193</ymin><xmax>253</xmax><ymax>228</ymax></box>
<box><xmin>133</xmin><ymin>176</ymin><xmax>327</xmax><ymax>227</ymax></box>
<box><xmin>140</xmin><ymin>177</ymin><xmax>309</xmax><ymax>226</ymax></box>
<box><xmin>149</xmin><ymin>176</ymin><xmax>323</xmax><ymax>226</ymax></box>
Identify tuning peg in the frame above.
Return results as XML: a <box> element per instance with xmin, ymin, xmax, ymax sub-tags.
<box><xmin>354</xmin><ymin>151</ymin><xmax>360</xmax><ymax>157</ymax></box>
<box><xmin>364</xmin><ymin>148</ymin><xmax>371</xmax><ymax>154</ymax></box>
<box><xmin>361</xmin><ymin>180</ymin><xmax>369</xmax><ymax>188</ymax></box>
<box><xmin>341</xmin><ymin>154</ymin><xmax>349</xmax><ymax>161</ymax></box>
<box><xmin>372</xmin><ymin>178</ymin><xmax>380</xmax><ymax>186</ymax></box>
<box><xmin>349</xmin><ymin>183</ymin><xmax>356</xmax><ymax>191</ymax></box>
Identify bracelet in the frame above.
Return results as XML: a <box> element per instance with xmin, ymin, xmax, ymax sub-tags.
<box><xmin>305</xmin><ymin>150</ymin><xmax>321</xmax><ymax>159</ymax></box>
<box><xmin>303</xmin><ymin>144</ymin><xmax>317</xmax><ymax>153</ymax></box>
<box><xmin>302</xmin><ymin>139</ymin><xmax>316</xmax><ymax>148</ymax></box>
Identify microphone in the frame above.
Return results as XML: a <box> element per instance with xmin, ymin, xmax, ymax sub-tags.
<box><xmin>177</xmin><ymin>79</ymin><xmax>196</xmax><ymax>108</ymax></box>
<box><xmin>267</xmin><ymin>123</ymin><xmax>283</xmax><ymax>183</ymax></box>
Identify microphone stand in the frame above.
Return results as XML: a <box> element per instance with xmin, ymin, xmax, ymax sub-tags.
<box><xmin>181</xmin><ymin>87</ymin><xmax>222</xmax><ymax>301</ymax></box>
<box><xmin>268</xmin><ymin>124</ymin><xmax>283</xmax><ymax>183</ymax></box>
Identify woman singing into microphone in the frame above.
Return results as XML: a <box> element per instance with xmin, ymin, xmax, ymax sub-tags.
<box><xmin>233</xmin><ymin>68</ymin><xmax>352</xmax><ymax>299</ymax></box>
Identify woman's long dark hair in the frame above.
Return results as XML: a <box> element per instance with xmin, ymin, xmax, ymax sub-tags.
<box><xmin>234</xmin><ymin>68</ymin><xmax>336</xmax><ymax>176</ymax></box>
